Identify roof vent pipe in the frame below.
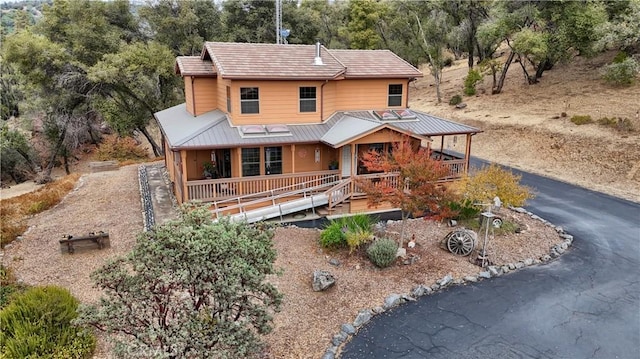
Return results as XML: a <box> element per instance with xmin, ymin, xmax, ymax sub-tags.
<box><xmin>314</xmin><ymin>41</ymin><xmax>324</xmax><ymax>66</ymax></box>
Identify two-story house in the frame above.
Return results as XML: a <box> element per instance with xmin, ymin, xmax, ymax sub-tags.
<box><xmin>154</xmin><ymin>42</ymin><xmax>481</xmax><ymax>222</ymax></box>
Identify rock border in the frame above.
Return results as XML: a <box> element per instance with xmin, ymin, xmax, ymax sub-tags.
<box><xmin>321</xmin><ymin>207</ymin><xmax>574</xmax><ymax>359</ymax></box>
<box><xmin>138</xmin><ymin>165</ymin><xmax>155</xmax><ymax>231</ymax></box>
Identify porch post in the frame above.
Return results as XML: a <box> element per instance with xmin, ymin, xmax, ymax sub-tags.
<box><xmin>291</xmin><ymin>144</ymin><xmax>296</xmax><ymax>173</ymax></box>
<box><xmin>439</xmin><ymin>135</ymin><xmax>445</xmax><ymax>160</ymax></box>
<box><xmin>181</xmin><ymin>150</ymin><xmax>188</xmax><ymax>202</ymax></box>
<box><xmin>350</xmin><ymin>143</ymin><xmax>356</xmax><ymax>194</ymax></box>
<box><xmin>465</xmin><ymin>134</ymin><xmax>472</xmax><ymax>174</ymax></box>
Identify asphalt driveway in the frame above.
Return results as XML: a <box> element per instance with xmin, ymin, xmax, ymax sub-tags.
<box><xmin>341</xmin><ymin>169</ymin><xmax>640</xmax><ymax>358</ymax></box>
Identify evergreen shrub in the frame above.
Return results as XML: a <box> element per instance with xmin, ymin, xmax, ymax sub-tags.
<box><xmin>367</xmin><ymin>238</ymin><xmax>398</xmax><ymax>268</ymax></box>
<box><xmin>0</xmin><ymin>286</ymin><xmax>95</xmax><ymax>359</ymax></box>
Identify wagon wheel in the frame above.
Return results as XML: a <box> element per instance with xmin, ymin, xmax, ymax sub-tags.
<box><xmin>491</xmin><ymin>217</ymin><xmax>503</xmax><ymax>228</ymax></box>
<box><xmin>445</xmin><ymin>230</ymin><xmax>476</xmax><ymax>256</ymax></box>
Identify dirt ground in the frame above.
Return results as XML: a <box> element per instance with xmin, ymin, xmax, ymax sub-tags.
<box><xmin>411</xmin><ymin>51</ymin><xmax>640</xmax><ymax>203</ymax></box>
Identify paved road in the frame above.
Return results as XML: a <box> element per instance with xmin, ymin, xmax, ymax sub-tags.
<box><xmin>342</xmin><ymin>169</ymin><xmax>640</xmax><ymax>359</ymax></box>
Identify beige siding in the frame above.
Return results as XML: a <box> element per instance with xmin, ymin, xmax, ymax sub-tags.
<box><xmin>228</xmin><ymin>80</ymin><xmax>325</xmax><ymax>125</ymax></box>
<box><xmin>333</xmin><ymin>79</ymin><xmax>407</xmax><ymax>112</ymax></box>
<box><xmin>184</xmin><ymin>77</ymin><xmax>195</xmax><ymax>115</ymax></box>
<box><xmin>217</xmin><ymin>78</ymin><xmax>232</xmax><ymax>114</ymax></box>
<box><xmin>193</xmin><ymin>78</ymin><xmax>218</xmax><ymax>116</ymax></box>
<box><xmin>291</xmin><ymin>143</ymin><xmax>338</xmax><ymax>172</ymax></box>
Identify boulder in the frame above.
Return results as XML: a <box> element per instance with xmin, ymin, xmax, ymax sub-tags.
<box><xmin>312</xmin><ymin>270</ymin><xmax>336</xmax><ymax>292</ymax></box>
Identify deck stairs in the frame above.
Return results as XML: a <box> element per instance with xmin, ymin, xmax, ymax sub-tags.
<box><xmin>211</xmin><ymin>178</ymin><xmax>353</xmax><ymax>224</ymax></box>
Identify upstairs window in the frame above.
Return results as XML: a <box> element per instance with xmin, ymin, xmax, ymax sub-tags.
<box><xmin>242</xmin><ymin>148</ymin><xmax>260</xmax><ymax>176</ymax></box>
<box><xmin>388</xmin><ymin>84</ymin><xmax>403</xmax><ymax>107</ymax></box>
<box><xmin>265</xmin><ymin>146</ymin><xmax>282</xmax><ymax>175</ymax></box>
<box><xmin>226</xmin><ymin>86</ymin><xmax>231</xmax><ymax>113</ymax></box>
<box><xmin>299</xmin><ymin>87</ymin><xmax>317</xmax><ymax>112</ymax></box>
<box><xmin>240</xmin><ymin>87</ymin><xmax>259</xmax><ymax>114</ymax></box>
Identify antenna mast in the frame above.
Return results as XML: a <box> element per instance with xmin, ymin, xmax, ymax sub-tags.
<box><xmin>275</xmin><ymin>0</ymin><xmax>282</xmax><ymax>44</ymax></box>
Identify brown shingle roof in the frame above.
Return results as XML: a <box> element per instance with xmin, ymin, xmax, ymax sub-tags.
<box><xmin>203</xmin><ymin>42</ymin><xmax>346</xmax><ymax>80</ymax></box>
<box><xmin>330</xmin><ymin>49</ymin><xmax>423</xmax><ymax>79</ymax></box>
<box><xmin>175</xmin><ymin>56</ymin><xmax>216</xmax><ymax>76</ymax></box>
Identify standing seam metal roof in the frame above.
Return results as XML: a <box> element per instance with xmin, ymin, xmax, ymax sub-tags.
<box><xmin>154</xmin><ymin>104</ymin><xmax>480</xmax><ymax>150</ymax></box>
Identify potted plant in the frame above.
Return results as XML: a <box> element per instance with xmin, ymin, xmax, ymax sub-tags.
<box><xmin>203</xmin><ymin>162</ymin><xmax>217</xmax><ymax>179</ymax></box>
<box><xmin>328</xmin><ymin>160</ymin><xmax>339</xmax><ymax>170</ymax></box>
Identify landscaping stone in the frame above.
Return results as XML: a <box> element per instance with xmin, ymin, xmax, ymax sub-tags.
<box><xmin>431</xmin><ymin>284</ymin><xmax>440</xmax><ymax>291</ymax></box>
<box><xmin>372</xmin><ymin>306</ymin><xmax>385</xmax><ymax>314</ymax></box>
<box><xmin>353</xmin><ymin>309</ymin><xmax>373</xmax><ymax>327</ymax></box>
<box><xmin>524</xmin><ymin>258</ymin><xmax>534</xmax><ymax>266</ymax></box>
<box><xmin>312</xmin><ymin>270</ymin><xmax>336</xmax><ymax>292</ymax></box>
<box><xmin>479</xmin><ymin>271</ymin><xmax>491</xmax><ymax>279</ymax></box>
<box><xmin>488</xmin><ymin>266</ymin><xmax>500</xmax><ymax>276</ymax></box>
<box><xmin>329</xmin><ymin>258</ymin><xmax>341</xmax><ymax>266</ymax></box>
<box><xmin>501</xmin><ymin>265</ymin><xmax>510</xmax><ymax>273</ymax></box>
<box><xmin>508</xmin><ymin>263</ymin><xmax>516</xmax><ymax>270</ymax></box>
<box><xmin>515</xmin><ymin>262</ymin><xmax>525</xmax><ymax>269</ymax></box>
<box><xmin>401</xmin><ymin>294</ymin><xmax>416</xmax><ymax>302</ymax></box>
<box><xmin>396</xmin><ymin>247</ymin><xmax>407</xmax><ymax>258</ymax></box>
<box><xmin>341</xmin><ymin>323</ymin><xmax>356</xmax><ymax>335</ymax></box>
<box><xmin>332</xmin><ymin>332</ymin><xmax>347</xmax><ymax>346</ymax></box>
<box><xmin>437</xmin><ymin>274</ymin><xmax>453</xmax><ymax>287</ymax></box>
<box><xmin>411</xmin><ymin>285</ymin><xmax>426</xmax><ymax>297</ymax></box>
<box><xmin>464</xmin><ymin>275</ymin><xmax>478</xmax><ymax>282</ymax></box>
<box><xmin>541</xmin><ymin>254</ymin><xmax>552</xmax><ymax>261</ymax></box>
<box><xmin>383</xmin><ymin>294</ymin><xmax>402</xmax><ymax>309</ymax></box>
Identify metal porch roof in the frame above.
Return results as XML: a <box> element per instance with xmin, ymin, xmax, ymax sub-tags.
<box><xmin>154</xmin><ymin>104</ymin><xmax>481</xmax><ymax>150</ymax></box>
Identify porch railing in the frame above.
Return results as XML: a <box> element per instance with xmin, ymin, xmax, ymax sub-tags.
<box><xmin>210</xmin><ymin>177</ymin><xmax>342</xmax><ymax>219</ymax></box>
<box><xmin>186</xmin><ymin>170</ymin><xmax>340</xmax><ymax>202</ymax></box>
<box><xmin>442</xmin><ymin>159</ymin><xmax>466</xmax><ymax>180</ymax></box>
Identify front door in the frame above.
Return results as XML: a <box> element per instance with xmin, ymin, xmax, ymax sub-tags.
<box><xmin>341</xmin><ymin>145</ymin><xmax>352</xmax><ymax>177</ymax></box>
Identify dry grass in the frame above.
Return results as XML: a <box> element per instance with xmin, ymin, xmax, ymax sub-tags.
<box><xmin>0</xmin><ymin>173</ymin><xmax>81</xmax><ymax>247</ymax></box>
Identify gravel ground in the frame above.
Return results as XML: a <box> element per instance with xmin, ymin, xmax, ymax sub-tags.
<box><xmin>0</xmin><ymin>164</ymin><xmax>564</xmax><ymax>358</ymax></box>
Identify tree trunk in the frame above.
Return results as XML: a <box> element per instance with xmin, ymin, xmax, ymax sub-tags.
<box><xmin>516</xmin><ymin>54</ymin><xmax>537</xmax><ymax>84</ymax></box>
<box><xmin>138</xmin><ymin>126</ymin><xmax>163</xmax><ymax>157</ymax></box>
<box><xmin>493</xmin><ymin>50</ymin><xmax>515</xmax><ymax>94</ymax></box>
<box><xmin>42</xmin><ymin>123</ymin><xmax>69</xmax><ymax>181</ymax></box>
<box><xmin>535</xmin><ymin>57</ymin><xmax>553</xmax><ymax>81</ymax></box>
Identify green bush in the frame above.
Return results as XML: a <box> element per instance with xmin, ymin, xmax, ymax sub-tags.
<box><xmin>348</xmin><ymin>213</ymin><xmax>375</xmax><ymax>232</ymax></box>
<box><xmin>598</xmin><ymin>117</ymin><xmax>634</xmax><ymax>132</ymax></box>
<box><xmin>570</xmin><ymin>115</ymin><xmax>593</xmax><ymax>125</ymax></box>
<box><xmin>602</xmin><ymin>57</ymin><xmax>639</xmax><ymax>86</ymax></box>
<box><xmin>319</xmin><ymin>221</ymin><xmax>346</xmax><ymax>249</ymax></box>
<box><xmin>449</xmin><ymin>94</ymin><xmax>462</xmax><ymax>106</ymax></box>
<box><xmin>367</xmin><ymin>238</ymin><xmax>398</xmax><ymax>268</ymax></box>
<box><xmin>0</xmin><ymin>265</ymin><xmax>26</xmax><ymax>309</ymax></box>
<box><xmin>447</xmin><ymin>200</ymin><xmax>481</xmax><ymax>220</ymax></box>
<box><xmin>0</xmin><ymin>286</ymin><xmax>95</xmax><ymax>359</ymax></box>
<box><xmin>464</xmin><ymin>69</ymin><xmax>483</xmax><ymax>96</ymax></box>
<box><xmin>613</xmin><ymin>51</ymin><xmax>628</xmax><ymax>64</ymax></box>
<box><xmin>319</xmin><ymin>214</ymin><xmax>375</xmax><ymax>249</ymax></box>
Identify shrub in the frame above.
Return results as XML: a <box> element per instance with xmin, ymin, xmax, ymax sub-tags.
<box><xmin>319</xmin><ymin>214</ymin><xmax>375</xmax><ymax>249</ymax></box>
<box><xmin>345</xmin><ymin>228</ymin><xmax>374</xmax><ymax>254</ymax></box>
<box><xmin>456</xmin><ymin>163</ymin><xmax>534</xmax><ymax>207</ymax></box>
<box><xmin>447</xmin><ymin>199</ymin><xmax>481</xmax><ymax>220</ymax></box>
<box><xmin>94</xmin><ymin>136</ymin><xmax>148</xmax><ymax>162</ymax></box>
<box><xmin>367</xmin><ymin>238</ymin><xmax>398</xmax><ymax>268</ymax></box>
<box><xmin>463</xmin><ymin>69</ymin><xmax>483</xmax><ymax>96</ymax></box>
<box><xmin>598</xmin><ymin>117</ymin><xmax>634</xmax><ymax>132</ymax></box>
<box><xmin>319</xmin><ymin>221</ymin><xmax>347</xmax><ymax>249</ymax></box>
<box><xmin>348</xmin><ymin>213</ymin><xmax>375</xmax><ymax>232</ymax></box>
<box><xmin>449</xmin><ymin>94</ymin><xmax>463</xmax><ymax>106</ymax></box>
<box><xmin>443</xmin><ymin>57</ymin><xmax>454</xmax><ymax>67</ymax></box>
<box><xmin>570</xmin><ymin>115</ymin><xmax>593</xmax><ymax>125</ymax></box>
<box><xmin>602</xmin><ymin>57</ymin><xmax>639</xmax><ymax>86</ymax></box>
<box><xmin>0</xmin><ymin>265</ymin><xmax>26</xmax><ymax>309</ymax></box>
<box><xmin>0</xmin><ymin>286</ymin><xmax>95</xmax><ymax>359</ymax></box>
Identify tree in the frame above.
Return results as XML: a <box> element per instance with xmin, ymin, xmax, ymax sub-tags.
<box><xmin>88</xmin><ymin>41</ymin><xmax>180</xmax><ymax>157</ymax></box>
<box><xmin>455</xmin><ymin>163</ymin><xmax>533</xmax><ymax>208</ymax></box>
<box><xmin>76</xmin><ymin>204</ymin><xmax>282</xmax><ymax>359</ymax></box>
<box><xmin>222</xmin><ymin>0</ymin><xmax>276</xmax><ymax>43</ymax></box>
<box><xmin>139</xmin><ymin>0</ymin><xmax>222</xmax><ymax>56</ymax></box>
<box><xmin>355</xmin><ymin>139</ymin><xmax>455</xmax><ymax>245</ymax></box>
<box><xmin>344</xmin><ymin>0</ymin><xmax>389</xmax><ymax>49</ymax></box>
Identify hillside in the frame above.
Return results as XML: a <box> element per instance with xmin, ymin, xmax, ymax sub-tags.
<box><xmin>410</xmin><ymin>51</ymin><xmax>640</xmax><ymax>203</ymax></box>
